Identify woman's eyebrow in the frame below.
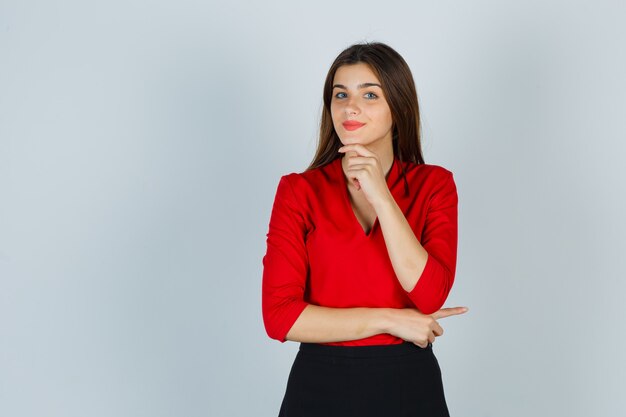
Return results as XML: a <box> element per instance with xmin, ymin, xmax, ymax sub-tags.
<box><xmin>332</xmin><ymin>82</ymin><xmax>382</xmax><ymax>89</ymax></box>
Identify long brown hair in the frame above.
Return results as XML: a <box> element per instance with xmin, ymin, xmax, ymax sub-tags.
<box><xmin>306</xmin><ymin>42</ymin><xmax>425</xmax><ymax>195</ymax></box>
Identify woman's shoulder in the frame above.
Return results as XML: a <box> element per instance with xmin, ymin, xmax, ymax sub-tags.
<box><xmin>271</xmin><ymin>159</ymin><xmax>339</xmax><ymax>211</ymax></box>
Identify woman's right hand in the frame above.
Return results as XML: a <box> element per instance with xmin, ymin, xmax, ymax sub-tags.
<box><xmin>385</xmin><ymin>307</ymin><xmax>468</xmax><ymax>348</ymax></box>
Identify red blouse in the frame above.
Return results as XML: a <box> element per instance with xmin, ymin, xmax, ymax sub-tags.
<box><xmin>261</xmin><ymin>155</ymin><xmax>458</xmax><ymax>346</ymax></box>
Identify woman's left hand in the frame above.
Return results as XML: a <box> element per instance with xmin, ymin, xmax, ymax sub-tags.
<box><xmin>338</xmin><ymin>144</ymin><xmax>393</xmax><ymax>208</ymax></box>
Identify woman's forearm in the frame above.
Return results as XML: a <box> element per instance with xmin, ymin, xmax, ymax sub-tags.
<box><xmin>374</xmin><ymin>196</ymin><xmax>428</xmax><ymax>293</ymax></box>
<box><xmin>285</xmin><ymin>304</ymin><xmax>394</xmax><ymax>343</ymax></box>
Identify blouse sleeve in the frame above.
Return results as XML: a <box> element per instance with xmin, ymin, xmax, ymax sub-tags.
<box><xmin>261</xmin><ymin>175</ymin><xmax>310</xmax><ymax>342</ymax></box>
<box><xmin>406</xmin><ymin>170</ymin><xmax>458</xmax><ymax>314</ymax></box>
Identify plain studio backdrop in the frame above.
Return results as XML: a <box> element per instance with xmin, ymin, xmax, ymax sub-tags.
<box><xmin>1</xmin><ymin>1</ymin><xmax>625</xmax><ymax>416</ymax></box>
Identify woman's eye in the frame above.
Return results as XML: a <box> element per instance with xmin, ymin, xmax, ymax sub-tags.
<box><xmin>335</xmin><ymin>92</ymin><xmax>347</xmax><ymax>99</ymax></box>
<box><xmin>364</xmin><ymin>92</ymin><xmax>378</xmax><ymax>99</ymax></box>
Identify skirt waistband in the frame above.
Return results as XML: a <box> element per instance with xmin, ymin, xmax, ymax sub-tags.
<box><xmin>299</xmin><ymin>341</ymin><xmax>432</xmax><ymax>358</ymax></box>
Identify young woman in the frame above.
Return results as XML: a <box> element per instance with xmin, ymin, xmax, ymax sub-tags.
<box><xmin>262</xmin><ymin>42</ymin><xmax>468</xmax><ymax>417</ymax></box>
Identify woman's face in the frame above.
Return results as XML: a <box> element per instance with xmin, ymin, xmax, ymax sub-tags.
<box><xmin>330</xmin><ymin>63</ymin><xmax>394</xmax><ymax>151</ymax></box>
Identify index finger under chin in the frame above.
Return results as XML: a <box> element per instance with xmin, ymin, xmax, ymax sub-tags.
<box><xmin>338</xmin><ymin>144</ymin><xmax>375</xmax><ymax>157</ymax></box>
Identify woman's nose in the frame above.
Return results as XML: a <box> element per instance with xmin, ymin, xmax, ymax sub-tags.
<box><xmin>344</xmin><ymin>98</ymin><xmax>360</xmax><ymax>116</ymax></box>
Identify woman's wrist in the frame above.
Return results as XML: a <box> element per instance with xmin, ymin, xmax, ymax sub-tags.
<box><xmin>374</xmin><ymin>308</ymin><xmax>396</xmax><ymax>335</ymax></box>
<box><xmin>371</xmin><ymin>191</ymin><xmax>395</xmax><ymax>213</ymax></box>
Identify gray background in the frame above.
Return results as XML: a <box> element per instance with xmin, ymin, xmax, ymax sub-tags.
<box><xmin>1</xmin><ymin>1</ymin><xmax>625</xmax><ymax>416</ymax></box>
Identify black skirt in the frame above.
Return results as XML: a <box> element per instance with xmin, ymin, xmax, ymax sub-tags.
<box><xmin>278</xmin><ymin>341</ymin><xmax>450</xmax><ymax>417</ymax></box>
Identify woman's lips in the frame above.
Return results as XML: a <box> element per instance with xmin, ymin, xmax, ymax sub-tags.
<box><xmin>342</xmin><ymin>121</ymin><xmax>365</xmax><ymax>131</ymax></box>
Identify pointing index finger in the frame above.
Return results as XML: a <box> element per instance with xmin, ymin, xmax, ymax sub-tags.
<box><xmin>430</xmin><ymin>307</ymin><xmax>469</xmax><ymax>320</ymax></box>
